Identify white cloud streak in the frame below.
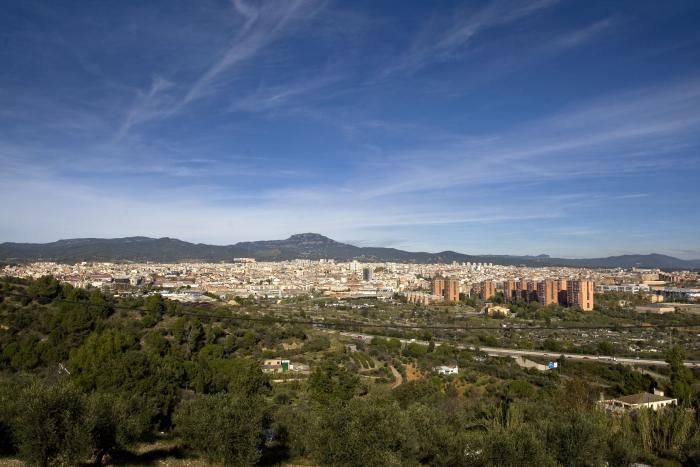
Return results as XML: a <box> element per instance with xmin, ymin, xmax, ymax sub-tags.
<box><xmin>550</xmin><ymin>17</ymin><xmax>616</xmax><ymax>49</ymax></box>
<box><xmin>231</xmin><ymin>72</ymin><xmax>344</xmax><ymax>113</ymax></box>
<box><xmin>116</xmin><ymin>0</ymin><xmax>322</xmax><ymax>137</ymax></box>
<box><xmin>379</xmin><ymin>0</ymin><xmax>558</xmax><ymax>78</ymax></box>
<box><xmin>350</xmin><ymin>78</ymin><xmax>700</xmax><ymax>198</ymax></box>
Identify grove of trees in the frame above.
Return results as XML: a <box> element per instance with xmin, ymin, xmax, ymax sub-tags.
<box><xmin>1</xmin><ymin>276</ymin><xmax>700</xmax><ymax>466</ymax></box>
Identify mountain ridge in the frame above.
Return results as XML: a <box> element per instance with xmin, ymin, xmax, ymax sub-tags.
<box><xmin>1</xmin><ymin>233</ymin><xmax>699</xmax><ymax>270</ymax></box>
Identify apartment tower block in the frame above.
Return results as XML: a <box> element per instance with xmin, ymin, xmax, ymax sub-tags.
<box><xmin>480</xmin><ymin>280</ymin><xmax>496</xmax><ymax>300</ymax></box>
<box><xmin>567</xmin><ymin>279</ymin><xmax>594</xmax><ymax>311</ymax></box>
<box><xmin>537</xmin><ymin>279</ymin><xmax>558</xmax><ymax>306</ymax></box>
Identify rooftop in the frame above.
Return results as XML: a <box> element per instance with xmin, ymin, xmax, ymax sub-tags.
<box><xmin>616</xmin><ymin>392</ymin><xmax>675</xmax><ymax>405</ymax></box>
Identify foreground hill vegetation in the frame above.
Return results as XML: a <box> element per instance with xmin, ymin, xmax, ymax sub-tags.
<box><xmin>1</xmin><ymin>276</ymin><xmax>700</xmax><ymax>466</ymax></box>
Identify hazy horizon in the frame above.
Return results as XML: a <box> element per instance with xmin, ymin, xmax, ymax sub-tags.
<box><xmin>2</xmin><ymin>233</ymin><xmax>700</xmax><ymax>261</ymax></box>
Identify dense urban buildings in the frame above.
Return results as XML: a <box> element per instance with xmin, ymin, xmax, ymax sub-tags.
<box><xmin>3</xmin><ymin>260</ymin><xmax>698</xmax><ymax>306</ymax></box>
<box><xmin>428</xmin><ymin>277</ymin><xmax>460</xmax><ymax>303</ymax></box>
<box><xmin>496</xmin><ymin>277</ymin><xmax>595</xmax><ymax>311</ymax></box>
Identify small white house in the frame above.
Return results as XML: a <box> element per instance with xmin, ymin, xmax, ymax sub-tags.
<box><xmin>599</xmin><ymin>390</ymin><xmax>677</xmax><ymax>412</ymax></box>
<box><xmin>261</xmin><ymin>358</ymin><xmax>311</xmax><ymax>374</ymax></box>
<box><xmin>434</xmin><ymin>365</ymin><xmax>459</xmax><ymax>375</ymax></box>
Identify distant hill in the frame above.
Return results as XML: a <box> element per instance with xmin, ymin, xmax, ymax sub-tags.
<box><xmin>1</xmin><ymin>233</ymin><xmax>699</xmax><ymax>269</ymax></box>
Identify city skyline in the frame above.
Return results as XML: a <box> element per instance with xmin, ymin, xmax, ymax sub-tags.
<box><xmin>2</xmin><ymin>0</ymin><xmax>700</xmax><ymax>258</ymax></box>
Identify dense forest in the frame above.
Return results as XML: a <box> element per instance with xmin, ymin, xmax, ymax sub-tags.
<box><xmin>1</xmin><ymin>276</ymin><xmax>700</xmax><ymax>466</ymax></box>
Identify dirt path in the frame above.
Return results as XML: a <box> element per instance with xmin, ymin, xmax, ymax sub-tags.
<box><xmin>390</xmin><ymin>365</ymin><xmax>403</xmax><ymax>388</ymax></box>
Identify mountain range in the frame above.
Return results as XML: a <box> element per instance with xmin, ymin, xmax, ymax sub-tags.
<box><xmin>1</xmin><ymin>233</ymin><xmax>699</xmax><ymax>270</ymax></box>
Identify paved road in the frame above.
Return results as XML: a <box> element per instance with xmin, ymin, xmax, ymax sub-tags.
<box><xmin>333</xmin><ymin>330</ymin><xmax>700</xmax><ymax>368</ymax></box>
<box><xmin>475</xmin><ymin>346</ymin><xmax>699</xmax><ymax>367</ymax></box>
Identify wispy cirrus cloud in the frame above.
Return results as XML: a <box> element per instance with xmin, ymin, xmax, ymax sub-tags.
<box><xmin>180</xmin><ymin>0</ymin><xmax>320</xmax><ymax>106</ymax></box>
<box><xmin>231</xmin><ymin>71</ymin><xmax>345</xmax><ymax>114</ymax></box>
<box><xmin>347</xmin><ymin>78</ymin><xmax>700</xmax><ymax>199</ymax></box>
<box><xmin>116</xmin><ymin>0</ymin><xmax>323</xmax><ymax>138</ymax></box>
<box><xmin>550</xmin><ymin>17</ymin><xmax>616</xmax><ymax>49</ymax></box>
<box><xmin>116</xmin><ymin>77</ymin><xmax>173</xmax><ymax>139</ymax></box>
<box><xmin>378</xmin><ymin>0</ymin><xmax>558</xmax><ymax>78</ymax></box>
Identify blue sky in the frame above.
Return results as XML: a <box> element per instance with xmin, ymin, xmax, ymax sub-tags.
<box><xmin>1</xmin><ymin>0</ymin><xmax>699</xmax><ymax>258</ymax></box>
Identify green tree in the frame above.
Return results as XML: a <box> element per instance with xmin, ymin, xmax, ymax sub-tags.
<box><xmin>543</xmin><ymin>338</ymin><xmax>562</xmax><ymax>352</ymax></box>
<box><xmin>142</xmin><ymin>330</ymin><xmax>170</xmax><ymax>357</ymax></box>
<box><xmin>83</xmin><ymin>392</ymin><xmax>150</xmax><ymax>466</ymax></box>
<box><xmin>393</xmin><ymin>379</ymin><xmax>442</xmax><ymax>409</ymax></box>
<box><xmin>479</xmin><ymin>334</ymin><xmax>498</xmax><ymax>347</ymax></box>
<box><xmin>188</xmin><ymin>356</ymin><xmax>270</xmax><ymax>395</ymax></box>
<box><xmin>308</xmin><ymin>360</ymin><xmax>359</xmax><ymax>405</ymax></box>
<box><xmin>14</xmin><ymin>381</ymin><xmax>91</xmax><ymax>466</ymax></box>
<box><xmin>226</xmin><ymin>358</ymin><xmax>271</xmax><ymax>397</ymax></box>
<box><xmin>482</xmin><ymin>426</ymin><xmax>556</xmax><ymax>467</ymax></box>
<box><xmin>171</xmin><ymin>317</ymin><xmax>187</xmax><ymax>343</ymax></box>
<box><xmin>71</xmin><ymin>330</ymin><xmax>182</xmax><ymax>428</ymax></box>
<box><xmin>635</xmin><ymin>406</ymin><xmax>696</xmax><ymax>459</ymax></box>
<box><xmin>311</xmin><ymin>396</ymin><xmax>417</xmax><ymax>467</ymax></box>
<box><xmin>143</xmin><ymin>294</ymin><xmax>167</xmax><ymax>326</ymax></box>
<box><xmin>144</xmin><ymin>294</ymin><xmax>167</xmax><ymax>314</ymax></box>
<box><xmin>174</xmin><ymin>393</ymin><xmax>264</xmax><ymax>466</ymax></box>
<box><xmin>407</xmin><ymin>403</ymin><xmax>469</xmax><ymax>466</ymax></box>
<box><xmin>27</xmin><ymin>275</ymin><xmax>61</xmax><ymax>302</ymax></box>
<box><xmin>598</xmin><ymin>340</ymin><xmax>615</xmax><ymax>355</ymax></box>
<box><xmin>664</xmin><ymin>345</ymin><xmax>694</xmax><ymax>405</ymax></box>
<box><xmin>303</xmin><ymin>335</ymin><xmax>330</xmax><ymax>352</ymax></box>
<box><xmin>402</xmin><ymin>342</ymin><xmax>427</xmax><ymax>358</ymax></box>
<box><xmin>503</xmin><ymin>380</ymin><xmax>536</xmax><ymax>400</ymax></box>
<box><xmin>616</xmin><ymin>367</ymin><xmax>656</xmax><ymax>395</ymax></box>
<box><xmin>69</xmin><ymin>328</ymin><xmax>138</xmax><ymax>389</ymax></box>
<box><xmin>544</xmin><ymin>410</ymin><xmax>608</xmax><ymax>466</ymax></box>
<box><xmin>187</xmin><ymin>320</ymin><xmax>205</xmax><ymax>354</ymax></box>
<box><xmin>606</xmin><ymin>416</ymin><xmax>641</xmax><ymax>467</ymax></box>
<box><xmin>371</xmin><ymin>337</ymin><xmax>402</xmax><ymax>355</ymax></box>
<box><xmin>0</xmin><ymin>377</ymin><xmax>24</xmax><ymax>455</ymax></box>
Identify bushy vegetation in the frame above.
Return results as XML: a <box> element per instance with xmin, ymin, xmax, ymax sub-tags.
<box><xmin>1</xmin><ymin>276</ymin><xmax>700</xmax><ymax>466</ymax></box>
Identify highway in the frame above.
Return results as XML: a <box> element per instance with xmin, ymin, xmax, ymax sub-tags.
<box><xmin>331</xmin><ymin>330</ymin><xmax>700</xmax><ymax>368</ymax></box>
